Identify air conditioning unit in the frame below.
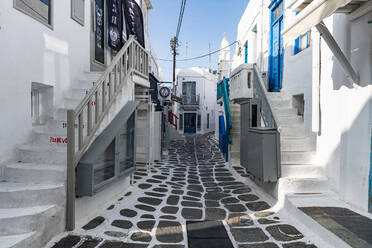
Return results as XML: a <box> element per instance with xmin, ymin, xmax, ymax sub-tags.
<box><xmin>229</xmin><ymin>63</ymin><xmax>254</xmax><ymax>100</ymax></box>
<box><xmin>158</xmin><ymin>85</ymin><xmax>172</xmax><ymax>102</ymax></box>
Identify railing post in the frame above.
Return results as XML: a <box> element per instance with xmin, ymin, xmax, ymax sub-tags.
<box><xmin>102</xmin><ymin>81</ymin><xmax>106</xmax><ymax>112</ymax></box>
<box><xmin>95</xmin><ymin>91</ymin><xmax>99</xmax><ymax>124</ymax></box>
<box><xmin>78</xmin><ymin>113</ymin><xmax>84</xmax><ymax>150</ymax></box>
<box><xmin>87</xmin><ymin>99</ymin><xmax>92</xmax><ymax>136</ymax></box>
<box><xmin>66</xmin><ymin>110</ymin><xmax>76</xmax><ymax>231</ymax></box>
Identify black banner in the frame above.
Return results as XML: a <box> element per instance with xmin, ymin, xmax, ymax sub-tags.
<box><xmin>95</xmin><ymin>0</ymin><xmax>105</xmax><ymax>64</ymax></box>
<box><xmin>123</xmin><ymin>0</ymin><xmax>145</xmax><ymax>48</ymax></box>
<box><xmin>107</xmin><ymin>0</ymin><xmax>123</xmax><ymax>51</ymax></box>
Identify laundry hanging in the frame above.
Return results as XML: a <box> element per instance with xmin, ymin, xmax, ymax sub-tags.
<box><xmin>123</xmin><ymin>0</ymin><xmax>145</xmax><ymax>48</ymax></box>
<box><xmin>107</xmin><ymin>0</ymin><xmax>124</xmax><ymax>51</ymax></box>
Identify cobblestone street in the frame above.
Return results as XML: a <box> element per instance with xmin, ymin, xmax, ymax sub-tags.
<box><xmin>47</xmin><ymin>134</ymin><xmax>317</xmax><ymax>248</ymax></box>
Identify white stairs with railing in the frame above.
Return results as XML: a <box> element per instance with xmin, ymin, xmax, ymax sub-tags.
<box><xmin>0</xmin><ymin>71</ymin><xmax>101</xmax><ymax>248</ymax></box>
<box><xmin>267</xmin><ymin>92</ymin><xmax>329</xmax><ymax>195</ymax></box>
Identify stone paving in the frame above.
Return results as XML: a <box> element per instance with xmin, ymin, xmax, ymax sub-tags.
<box><xmin>46</xmin><ymin>134</ymin><xmax>317</xmax><ymax>248</ymax></box>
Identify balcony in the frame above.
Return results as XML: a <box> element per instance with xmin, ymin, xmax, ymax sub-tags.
<box><xmin>181</xmin><ymin>94</ymin><xmax>200</xmax><ymax>105</ymax></box>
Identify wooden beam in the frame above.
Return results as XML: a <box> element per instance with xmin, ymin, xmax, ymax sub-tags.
<box><xmin>315</xmin><ymin>21</ymin><xmax>360</xmax><ymax>85</ymax></box>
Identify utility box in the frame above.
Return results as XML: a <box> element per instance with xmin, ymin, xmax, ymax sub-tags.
<box><xmin>241</xmin><ymin>127</ymin><xmax>280</xmax><ymax>182</ymax></box>
<box><xmin>229</xmin><ymin>63</ymin><xmax>254</xmax><ymax>101</ymax></box>
<box><xmin>240</xmin><ymin>101</ymin><xmax>280</xmax><ymax>182</ymax></box>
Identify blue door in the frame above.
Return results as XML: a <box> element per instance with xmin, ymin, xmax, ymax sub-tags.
<box><xmin>184</xmin><ymin>113</ymin><xmax>196</xmax><ymax>133</ymax></box>
<box><xmin>269</xmin><ymin>1</ymin><xmax>284</xmax><ymax>92</ymax></box>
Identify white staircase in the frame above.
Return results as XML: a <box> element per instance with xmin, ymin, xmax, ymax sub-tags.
<box><xmin>229</xmin><ymin>102</ymin><xmax>241</xmax><ymax>161</ymax></box>
<box><xmin>267</xmin><ymin>92</ymin><xmax>328</xmax><ymax>195</ymax></box>
<box><xmin>0</xmin><ymin>71</ymin><xmax>101</xmax><ymax>248</ymax></box>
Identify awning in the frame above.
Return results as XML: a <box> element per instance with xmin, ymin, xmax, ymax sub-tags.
<box><xmin>282</xmin><ymin>0</ymin><xmax>353</xmax><ymax>44</ymax></box>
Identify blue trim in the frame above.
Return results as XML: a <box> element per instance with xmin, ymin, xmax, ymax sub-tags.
<box><xmin>268</xmin><ymin>0</ymin><xmax>284</xmax><ymax>92</ymax></box>
<box><xmin>244</xmin><ymin>41</ymin><xmax>248</xmax><ymax>64</ymax></box>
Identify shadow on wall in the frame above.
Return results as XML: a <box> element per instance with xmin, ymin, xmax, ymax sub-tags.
<box><xmin>323</xmin><ymin>98</ymin><xmax>372</xmax><ymax>212</ymax></box>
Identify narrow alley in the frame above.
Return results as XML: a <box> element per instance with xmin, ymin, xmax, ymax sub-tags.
<box><xmin>47</xmin><ymin>134</ymin><xmax>316</xmax><ymax>248</ymax></box>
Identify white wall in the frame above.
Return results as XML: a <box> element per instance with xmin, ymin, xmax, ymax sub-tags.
<box><xmin>0</xmin><ymin>1</ymin><xmax>92</xmax><ymax>165</ymax></box>
<box><xmin>316</xmin><ymin>13</ymin><xmax>372</xmax><ymax>211</ymax></box>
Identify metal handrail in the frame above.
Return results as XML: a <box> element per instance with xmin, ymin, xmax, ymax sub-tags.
<box><xmin>253</xmin><ymin>64</ymin><xmax>281</xmax><ymax>133</ymax></box>
<box><xmin>66</xmin><ymin>36</ymin><xmax>149</xmax><ymax>231</ymax></box>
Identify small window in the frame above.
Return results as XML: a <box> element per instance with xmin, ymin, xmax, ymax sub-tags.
<box><xmin>71</xmin><ymin>0</ymin><xmax>85</xmax><ymax>26</ymax></box>
<box><xmin>14</xmin><ymin>0</ymin><xmax>52</xmax><ymax>28</ymax></box>
<box><xmin>294</xmin><ymin>31</ymin><xmax>311</xmax><ymax>55</ymax></box>
<box><xmin>207</xmin><ymin>113</ymin><xmax>210</xmax><ymax>129</ymax></box>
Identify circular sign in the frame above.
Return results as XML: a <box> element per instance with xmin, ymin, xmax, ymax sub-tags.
<box><xmin>159</xmin><ymin>87</ymin><xmax>171</xmax><ymax>98</ymax></box>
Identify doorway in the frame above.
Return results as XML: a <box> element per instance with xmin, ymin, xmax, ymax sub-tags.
<box><xmin>184</xmin><ymin>113</ymin><xmax>196</xmax><ymax>133</ymax></box>
<box><xmin>269</xmin><ymin>0</ymin><xmax>284</xmax><ymax>92</ymax></box>
<box><xmin>91</xmin><ymin>0</ymin><xmax>107</xmax><ymax>71</ymax></box>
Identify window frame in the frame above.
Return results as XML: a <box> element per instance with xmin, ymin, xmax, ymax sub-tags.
<box><xmin>14</xmin><ymin>0</ymin><xmax>53</xmax><ymax>29</ymax></box>
<box><xmin>71</xmin><ymin>0</ymin><xmax>85</xmax><ymax>26</ymax></box>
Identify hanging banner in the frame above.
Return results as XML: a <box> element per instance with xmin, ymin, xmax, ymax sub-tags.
<box><xmin>107</xmin><ymin>0</ymin><xmax>123</xmax><ymax>51</ymax></box>
<box><xmin>123</xmin><ymin>0</ymin><xmax>145</xmax><ymax>48</ymax></box>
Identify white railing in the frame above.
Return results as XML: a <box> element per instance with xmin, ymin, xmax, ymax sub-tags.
<box><xmin>66</xmin><ymin>36</ymin><xmax>148</xmax><ymax>230</ymax></box>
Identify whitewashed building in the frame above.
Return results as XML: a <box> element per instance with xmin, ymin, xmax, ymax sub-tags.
<box><xmin>174</xmin><ymin>67</ymin><xmax>217</xmax><ymax>135</ymax></box>
<box><xmin>231</xmin><ymin>0</ymin><xmax>372</xmax><ymax>213</ymax></box>
<box><xmin>0</xmin><ymin>0</ymin><xmax>161</xmax><ymax>247</ymax></box>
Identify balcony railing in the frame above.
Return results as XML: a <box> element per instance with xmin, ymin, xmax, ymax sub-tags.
<box><xmin>181</xmin><ymin>94</ymin><xmax>200</xmax><ymax>105</ymax></box>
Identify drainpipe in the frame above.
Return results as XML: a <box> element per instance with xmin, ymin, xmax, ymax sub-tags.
<box><xmin>312</xmin><ymin>28</ymin><xmax>321</xmax><ymax>133</ymax></box>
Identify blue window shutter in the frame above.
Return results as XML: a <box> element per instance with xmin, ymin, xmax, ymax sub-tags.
<box><xmin>244</xmin><ymin>41</ymin><xmax>248</xmax><ymax>63</ymax></box>
<box><xmin>294</xmin><ymin>37</ymin><xmax>300</xmax><ymax>54</ymax></box>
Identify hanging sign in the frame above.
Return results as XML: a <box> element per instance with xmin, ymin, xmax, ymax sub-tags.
<box><xmin>95</xmin><ymin>0</ymin><xmax>105</xmax><ymax>64</ymax></box>
<box><xmin>107</xmin><ymin>0</ymin><xmax>124</xmax><ymax>51</ymax></box>
<box><xmin>123</xmin><ymin>0</ymin><xmax>145</xmax><ymax>48</ymax></box>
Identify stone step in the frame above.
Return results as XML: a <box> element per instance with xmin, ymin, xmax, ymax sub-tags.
<box><xmin>82</xmin><ymin>71</ymin><xmax>102</xmax><ymax>81</ymax></box>
<box><xmin>68</xmin><ymin>88</ymin><xmax>89</xmax><ymax>100</ymax></box>
<box><xmin>61</xmin><ymin>97</ymin><xmax>81</xmax><ymax>109</ymax></box>
<box><xmin>4</xmin><ymin>163</ymin><xmax>65</xmax><ymax>184</ymax></box>
<box><xmin>230</xmin><ymin>151</ymin><xmax>240</xmax><ymax>159</ymax></box>
<box><xmin>269</xmin><ymin>98</ymin><xmax>291</xmax><ymax>108</ymax></box>
<box><xmin>280</xmin><ymin>126</ymin><xmax>307</xmax><ymax>138</ymax></box>
<box><xmin>0</xmin><ymin>205</ymin><xmax>58</xmax><ymax>236</ymax></box>
<box><xmin>77</xmin><ymin>79</ymin><xmax>96</xmax><ymax>89</ymax></box>
<box><xmin>0</xmin><ymin>232</ymin><xmax>36</xmax><ymax>248</ymax></box>
<box><xmin>281</xmin><ymin>151</ymin><xmax>315</xmax><ymax>165</ymax></box>
<box><xmin>31</xmin><ymin>130</ymin><xmax>70</xmax><ymax>147</ymax></box>
<box><xmin>278</xmin><ymin>176</ymin><xmax>329</xmax><ymax>194</ymax></box>
<box><xmin>0</xmin><ymin>182</ymin><xmax>64</xmax><ymax>208</ymax></box>
<box><xmin>277</xmin><ymin>115</ymin><xmax>303</xmax><ymax>126</ymax></box>
<box><xmin>273</xmin><ymin>107</ymin><xmax>298</xmax><ymax>116</ymax></box>
<box><xmin>16</xmin><ymin>145</ymin><xmax>66</xmax><ymax>165</ymax></box>
<box><xmin>281</xmin><ymin>164</ymin><xmax>324</xmax><ymax>178</ymax></box>
<box><xmin>281</xmin><ymin>137</ymin><xmax>314</xmax><ymax>152</ymax></box>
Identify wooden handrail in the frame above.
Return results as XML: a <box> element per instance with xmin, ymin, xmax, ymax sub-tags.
<box><xmin>66</xmin><ymin>36</ymin><xmax>149</xmax><ymax>231</ymax></box>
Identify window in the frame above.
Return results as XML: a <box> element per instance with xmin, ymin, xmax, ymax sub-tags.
<box><xmin>294</xmin><ymin>31</ymin><xmax>311</xmax><ymax>55</ymax></box>
<box><xmin>207</xmin><ymin>113</ymin><xmax>210</xmax><ymax>129</ymax></box>
<box><xmin>293</xmin><ymin>12</ymin><xmax>311</xmax><ymax>55</ymax></box>
<box><xmin>71</xmin><ymin>0</ymin><xmax>85</xmax><ymax>26</ymax></box>
<box><xmin>14</xmin><ymin>0</ymin><xmax>52</xmax><ymax>28</ymax></box>
<box><xmin>197</xmin><ymin>114</ymin><xmax>201</xmax><ymax>130</ymax></box>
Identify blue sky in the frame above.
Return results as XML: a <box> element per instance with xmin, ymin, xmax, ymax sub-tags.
<box><xmin>149</xmin><ymin>0</ymin><xmax>248</xmax><ymax>81</ymax></box>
